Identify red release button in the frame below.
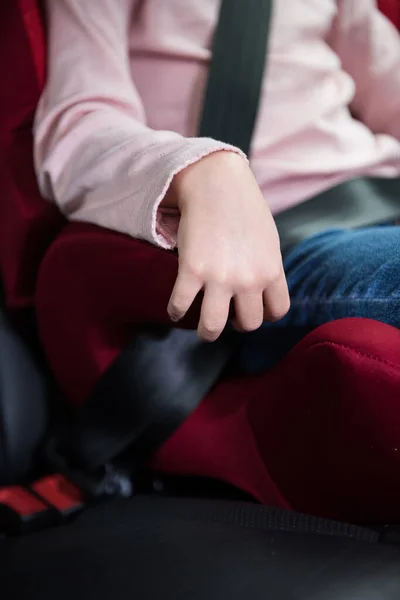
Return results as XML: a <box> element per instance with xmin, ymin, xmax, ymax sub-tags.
<box><xmin>0</xmin><ymin>486</ymin><xmax>48</xmax><ymax>517</ymax></box>
<box><xmin>32</xmin><ymin>474</ymin><xmax>85</xmax><ymax>512</ymax></box>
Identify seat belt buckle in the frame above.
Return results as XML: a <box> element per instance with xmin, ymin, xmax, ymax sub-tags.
<box><xmin>45</xmin><ymin>436</ymin><xmax>134</xmax><ymax>499</ymax></box>
<box><xmin>0</xmin><ymin>474</ymin><xmax>86</xmax><ymax>536</ymax></box>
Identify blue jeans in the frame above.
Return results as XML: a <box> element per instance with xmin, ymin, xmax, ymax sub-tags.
<box><xmin>239</xmin><ymin>226</ymin><xmax>400</xmax><ymax>373</ymax></box>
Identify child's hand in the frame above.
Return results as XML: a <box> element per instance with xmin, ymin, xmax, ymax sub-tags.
<box><xmin>166</xmin><ymin>151</ymin><xmax>290</xmax><ymax>341</ymax></box>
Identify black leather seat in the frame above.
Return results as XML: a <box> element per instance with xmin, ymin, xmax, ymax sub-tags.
<box><xmin>2</xmin><ymin>495</ymin><xmax>400</xmax><ymax>600</ymax></box>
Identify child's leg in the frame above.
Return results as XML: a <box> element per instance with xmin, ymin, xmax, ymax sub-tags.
<box><xmin>239</xmin><ymin>226</ymin><xmax>400</xmax><ymax>373</ymax></box>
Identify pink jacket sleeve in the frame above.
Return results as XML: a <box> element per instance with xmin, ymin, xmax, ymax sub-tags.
<box><xmin>34</xmin><ymin>0</ymin><xmax>244</xmax><ymax>249</ymax></box>
<box><xmin>331</xmin><ymin>0</ymin><xmax>400</xmax><ymax>141</ymax></box>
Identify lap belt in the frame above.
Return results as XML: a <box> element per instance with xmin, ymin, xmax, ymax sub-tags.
<box><xmin>50</xmin><ymin>328</ymin><xmax>238</xmax><ymax>495</ymax></box>
<box><xmin>275</xmin><ymin>177</ymin><xmax>400</xmax><ymax>253</ymax></box>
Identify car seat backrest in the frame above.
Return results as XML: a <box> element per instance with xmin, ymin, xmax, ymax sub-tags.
<box><xmin>0</xmin><ymin>0</ymin><xmax>64</xmax><ymax>323</ymax></box>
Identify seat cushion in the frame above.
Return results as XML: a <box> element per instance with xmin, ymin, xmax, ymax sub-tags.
<box><xmin>36</xmin><ymin>223</ymin><xmax>400</xmax><ymax>524</ymax></box>
<box><xmin>153</xmin><ymin>317</ymin><xmax>400</xmax><ymax>524</ymax></box>
<box><xmin>36</xmin><ymin>223</ymin><xmax>197</xmax><ymax>406</ymax></box>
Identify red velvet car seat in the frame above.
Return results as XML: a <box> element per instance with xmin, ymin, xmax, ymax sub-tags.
<box><xmin>1</xmin><ymin>0</ymin><xmax>400</xmax><ymax>525</ymax></box>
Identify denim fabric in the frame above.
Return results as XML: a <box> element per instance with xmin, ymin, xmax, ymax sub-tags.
<box><xmin>238</xmin><ymin>226</ymin><xmax>400</xmax><ymax>373</ymax></box>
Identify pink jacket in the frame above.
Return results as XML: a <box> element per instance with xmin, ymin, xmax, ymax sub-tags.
<box><xmin>34</xmin><ymin>0</ymin><xmax>400</xmax><ymax>250</ymax></box>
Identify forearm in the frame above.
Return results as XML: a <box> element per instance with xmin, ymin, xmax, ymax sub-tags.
<box><xmin>35</xmin><ymin>0</ymin><xmax>244</xmax><ymax>249</ymax></box>
<box><xmin>35</xmin><ymin>104</ymin><xmax>235</xmax><ymax>248</ymax></box>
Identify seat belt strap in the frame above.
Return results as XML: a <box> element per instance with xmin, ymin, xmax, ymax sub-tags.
<box><xmin>57</xmin><ymin>328</ymin><xmax>237</xmax><ymax>474</ymax></box>
<box><xmin>199</xmin><ymin>0</ymin><xmax>273</xmax><ymax>155</ymax></box>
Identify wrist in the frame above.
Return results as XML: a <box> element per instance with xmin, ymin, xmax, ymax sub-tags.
<box><xmin>161</xmin><ymin>150</ymin><xmax>245</xmax><ymax>211</ymax></box>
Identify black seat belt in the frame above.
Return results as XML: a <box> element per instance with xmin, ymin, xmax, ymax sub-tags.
<box><xmin>51</xmin><ymin>328</ymin><xmax>237</xmax><ymax>491</ymax></box>
<box><xmin>199</xmin><ymin>0</ymin><xmax>273</xmax><ymax>155</ymax></box>
<box><xmin>50</xmin><ymin>0</ymin><xmax>273</xmax><ymax>492</ymax></box>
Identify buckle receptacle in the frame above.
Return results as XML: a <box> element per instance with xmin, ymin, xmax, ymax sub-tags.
<box><xmin>45</xmin><ymin>436</ymin><xmax>134</xmax><ymax>499</ymax></box>
<box><xmin>0</xmin><ymin>474</ymin><xmax>85</xmax><ymax>536</ymax></box>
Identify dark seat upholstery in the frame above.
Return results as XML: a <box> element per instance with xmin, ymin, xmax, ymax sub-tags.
<box><xmin>3</xmin><ymin>495</ymin><xmax>400</xmax><ymax>600</ymax></box>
